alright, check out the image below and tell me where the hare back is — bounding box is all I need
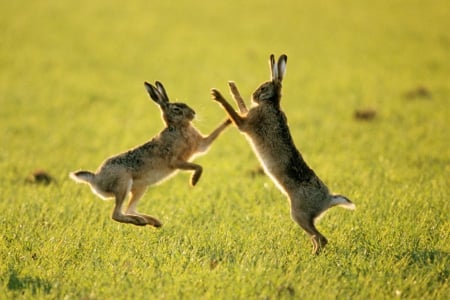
[108,125,202,164]
[95,126,204,185]
[95,157,176,192]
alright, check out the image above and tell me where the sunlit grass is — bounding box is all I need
[1,0,449,299]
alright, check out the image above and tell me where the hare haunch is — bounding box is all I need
[70,81,230,227]
[211,54,355,253]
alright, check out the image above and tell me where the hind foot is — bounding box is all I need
[139,214,163,228]
[112,213,148,226]
[311,235,328,254]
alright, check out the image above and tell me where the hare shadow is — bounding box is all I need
[7,269,52,295]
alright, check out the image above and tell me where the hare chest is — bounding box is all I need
[243,106,311,193]
[244,107,289,169]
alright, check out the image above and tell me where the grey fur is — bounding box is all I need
[70,81,230,227]
[211,54,355,253]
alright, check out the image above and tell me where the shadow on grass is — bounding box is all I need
[399,249,449,283]
[7,269,52,295]
[407,249,448,264]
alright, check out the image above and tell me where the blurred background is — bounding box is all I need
[1,1,449,298]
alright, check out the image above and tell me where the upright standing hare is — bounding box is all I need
[211,54,355,253]
[70,81,230,227]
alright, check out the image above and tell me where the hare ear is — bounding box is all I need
[269,54,278,81]
[277,54,287,82]
[144,81,166,107]
[155,81,170,103]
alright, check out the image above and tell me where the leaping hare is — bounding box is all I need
[70,81,230,227]
[211,54,355,253]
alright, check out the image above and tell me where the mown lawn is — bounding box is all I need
[0,0,448,299]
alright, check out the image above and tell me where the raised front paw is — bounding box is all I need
[211,89,225,103]
[228,81,240,96]
[190,168,203,186]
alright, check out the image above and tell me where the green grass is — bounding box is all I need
[1,0,449,299]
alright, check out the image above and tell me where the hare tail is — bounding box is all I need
[70,171,95,184]
[330,195,356,210]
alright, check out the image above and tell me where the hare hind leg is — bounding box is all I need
[111,179,147,226]
[126,185,162,228]
[291,209,328,254]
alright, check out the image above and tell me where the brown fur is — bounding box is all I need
[211,55,354,253]
[70,81,230,227]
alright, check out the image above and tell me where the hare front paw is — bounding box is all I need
[211,89,225,103]
[191,168,203,186]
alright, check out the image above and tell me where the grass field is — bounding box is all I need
[1,0,449,299]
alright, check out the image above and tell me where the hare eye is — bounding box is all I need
[172,107,182,114]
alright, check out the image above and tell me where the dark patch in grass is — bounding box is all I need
[25,169,54,185]
[7,269,52,295]
[209,258,219,270]
[413,155,450,170]
[354,108,377,121]
[397,249,449,283]
[403,86,432,100]
[408,249,448,265]
[248,166,265,177]
[278,284,295,297]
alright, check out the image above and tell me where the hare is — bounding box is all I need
[211,54,355,253]
[70,81,230,227]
